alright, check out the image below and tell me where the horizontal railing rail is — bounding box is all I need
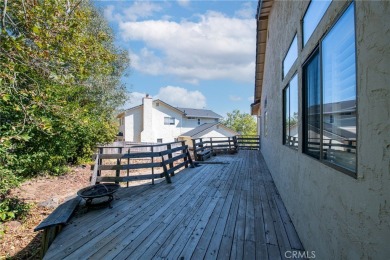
[236,135,260,150]
[91,141,194,186]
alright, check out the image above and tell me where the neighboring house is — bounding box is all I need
[252,0,389,259]
[179,122,238,148]
[117,95,232,144]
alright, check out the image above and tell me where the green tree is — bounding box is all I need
[222,110,257,136]
[0,0,129,220]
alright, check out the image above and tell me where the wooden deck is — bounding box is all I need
[44,150,304,259]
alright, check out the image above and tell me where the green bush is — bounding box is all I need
[0,0,129,222]
[0,198,31,222]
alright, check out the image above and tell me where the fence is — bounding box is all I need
[191,135,260,161]
[236,135,260,150]
[92,141,194,186]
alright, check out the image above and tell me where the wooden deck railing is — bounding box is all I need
[92,141,194,186]
[192,137,238,161]
[236,135,260,150]
[192,135,260,161]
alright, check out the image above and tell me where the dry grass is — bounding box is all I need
[0,166,91,259]
[0,158,185,259]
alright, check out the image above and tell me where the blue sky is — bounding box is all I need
[93,0,257,117]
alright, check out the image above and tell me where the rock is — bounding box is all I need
[38,197,60,209]
[7,221,22,231]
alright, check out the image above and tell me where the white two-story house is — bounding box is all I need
[117,95,237,144]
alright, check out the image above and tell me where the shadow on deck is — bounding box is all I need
[44,150,304,259]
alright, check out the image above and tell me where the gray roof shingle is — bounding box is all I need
[176,107,223,119]
[180,123,219,137]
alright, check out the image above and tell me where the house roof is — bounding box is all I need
[180,123,238,137]
[176,107,223,119]
[117,104,142,118]
[120,98,222,119]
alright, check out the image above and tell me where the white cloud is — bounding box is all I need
[156,86,206,108]
[118,9,256,83]
[104,5,122,23]
[103,1,162,23]
[177,0,190,7]
[235,2,256,19]
[129,91,146,105]
[229,95,242,102]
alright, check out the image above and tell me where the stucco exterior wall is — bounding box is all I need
[123,100,219,143]
[150,102,183,143]
[124,107,142,142]
[258,1,390,259]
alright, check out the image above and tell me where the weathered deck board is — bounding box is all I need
[44,150,304,260]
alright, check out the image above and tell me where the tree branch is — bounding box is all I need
[2,0,7,31]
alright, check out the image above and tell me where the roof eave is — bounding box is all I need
[253,0,274,115]
[250,99,261,116]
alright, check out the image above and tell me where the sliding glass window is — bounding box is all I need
[283,74,299,149]
[303,0,332,46]
[303,51,321,159]
[303,3,357,175]
[322,3,356,172]
[283,35,298,78]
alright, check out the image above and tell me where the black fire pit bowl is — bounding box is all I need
[77,183,120,208]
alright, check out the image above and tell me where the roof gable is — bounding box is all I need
[119,99,222,119]
[180,123,238,137]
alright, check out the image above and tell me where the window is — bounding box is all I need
[303,3,357,175]
[303,0,332,46]
[198,119,201,125]
[283,35,298,78]
[283,74,298,149]
[304,50,321,159]
[164,117,175,125]
[329,115,334,123]
[157,138,163,143]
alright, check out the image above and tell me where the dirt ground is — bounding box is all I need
[0,166,91,259]
[0,162,162,259]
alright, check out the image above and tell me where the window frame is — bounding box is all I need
[283,73,299,150]
[282,34,298,79]
[164,117,175,125]
[302,2,358,178]
[302,0,332,47]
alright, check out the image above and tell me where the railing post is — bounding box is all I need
[161,155,172,184]
[182,141,189,168]
[167,143,174,176]
[127,148,130,187]
[228,137,232,153]
[116,147,122,184]
[192,139,198,160]
[97,147,103,184]
[210,137,213,152]
[151,146,155,185]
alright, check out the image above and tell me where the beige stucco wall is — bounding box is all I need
[258,1,390,259]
